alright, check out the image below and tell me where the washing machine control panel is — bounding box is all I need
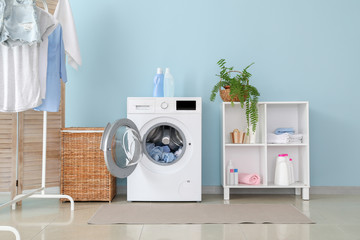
[127,98,201,114]
[156,99,200,113]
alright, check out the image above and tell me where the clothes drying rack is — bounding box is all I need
[0,1,74,239]
[0,112,74,240]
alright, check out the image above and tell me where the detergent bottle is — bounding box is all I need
[164,68,175,97]
[274,154,290,185]
[153,68,164,97]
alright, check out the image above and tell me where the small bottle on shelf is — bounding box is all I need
[229,169,235,185]
[227,160,234,185]
[233,169,239,185]
[288,158,295,184]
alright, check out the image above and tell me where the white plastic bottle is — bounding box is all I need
[233,169,239,185]
[274,154,290,185]
[227,160,234,185]
[288,158,295,184]
[229,169,235,185]
[164,68,175,97]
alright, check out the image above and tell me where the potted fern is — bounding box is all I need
[210,59,260,135]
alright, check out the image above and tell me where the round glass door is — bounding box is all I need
[143,123,186,165]
[101,119,143,178]
[112,126,142,168]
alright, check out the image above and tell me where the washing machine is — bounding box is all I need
[100,97,202,201]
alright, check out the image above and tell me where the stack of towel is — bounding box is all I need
[268,128,303,144]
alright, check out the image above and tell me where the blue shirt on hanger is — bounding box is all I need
[34,24,67,112]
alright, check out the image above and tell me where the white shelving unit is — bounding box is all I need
[221,101,310,200]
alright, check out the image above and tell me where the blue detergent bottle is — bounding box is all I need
[153,68,164,97]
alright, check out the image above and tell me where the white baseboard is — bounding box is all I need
[117,185,360,195]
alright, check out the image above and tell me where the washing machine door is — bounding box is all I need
[100,118,143,178]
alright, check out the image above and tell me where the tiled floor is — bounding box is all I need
[1,194,360,240]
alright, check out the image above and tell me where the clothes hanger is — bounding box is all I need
[40,0,49,13]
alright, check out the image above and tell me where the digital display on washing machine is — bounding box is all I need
[176,100,196,110]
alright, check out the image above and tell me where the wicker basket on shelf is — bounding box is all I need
[219,70,243,102]
[220,88,240,102]
[61,128,116,202]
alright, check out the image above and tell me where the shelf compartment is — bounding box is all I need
[267,146,309,186]
[266,103,309,145]
[224,146,266,185]
[223,103,265,144]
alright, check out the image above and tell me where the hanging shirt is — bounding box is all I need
[0,7,55,112]
[38,9,59,100]
[34,24,67,112]
[54,0,81,70]
[0,0,41,47]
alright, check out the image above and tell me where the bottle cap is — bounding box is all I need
[278,154,288,157]
[165,68,170,74]
[230,169,234,173]
[157,68,163,74]
[234,169,238,173]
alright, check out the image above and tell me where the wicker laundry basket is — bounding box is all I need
[61,128,116,202]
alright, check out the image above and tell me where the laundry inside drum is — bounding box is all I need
[145,125,185,164]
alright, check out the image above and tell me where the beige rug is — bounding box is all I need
[88,203,313,224]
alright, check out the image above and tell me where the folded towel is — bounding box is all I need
[287,135,302,144]
[268,133,303,144]
[274,128,295,135]
[238,173,261,185]
[268,133,289,144]
[289,134,303,140]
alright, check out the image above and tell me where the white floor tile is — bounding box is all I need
[1,194,360,240]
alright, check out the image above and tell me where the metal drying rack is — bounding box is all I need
[0,1,74,239]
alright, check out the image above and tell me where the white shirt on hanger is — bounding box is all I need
[0,8,55,112]
[54,0,82,70]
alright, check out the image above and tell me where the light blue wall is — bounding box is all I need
[65,0,360,186]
